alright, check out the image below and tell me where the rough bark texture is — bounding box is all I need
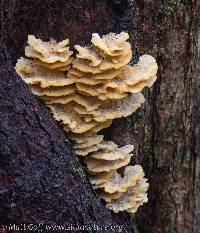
[0,0,199,233]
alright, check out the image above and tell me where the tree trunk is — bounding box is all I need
[0,1,199,233]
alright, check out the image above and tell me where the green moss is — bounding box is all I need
[155,0,184,30]
[73,167,86,178]
[162,5,175,16]
[160,0,183,16]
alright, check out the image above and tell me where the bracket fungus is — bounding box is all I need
[15,32,158,214]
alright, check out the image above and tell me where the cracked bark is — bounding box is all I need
[0,1,199,233]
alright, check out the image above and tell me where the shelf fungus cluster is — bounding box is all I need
[15,32,158,213]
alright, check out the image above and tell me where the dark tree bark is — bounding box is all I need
[0,1,199,233]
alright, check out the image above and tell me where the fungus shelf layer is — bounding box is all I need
[15,32,158,213]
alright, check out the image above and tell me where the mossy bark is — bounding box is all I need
[0,1,199,233]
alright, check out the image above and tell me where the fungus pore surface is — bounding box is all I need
[15,32,158,213]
